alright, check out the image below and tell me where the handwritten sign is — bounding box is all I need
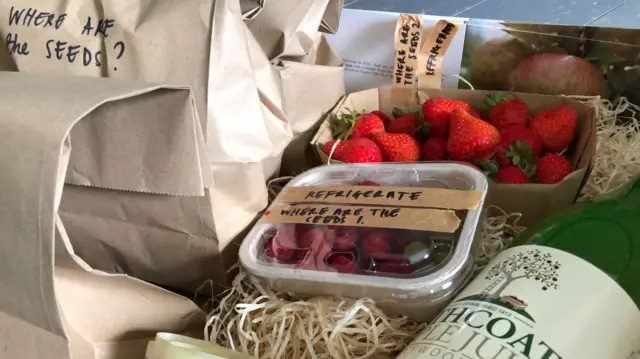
[392,14,422,88]
[6,6,127,71]
[262,204,461,232]
[418,20,459,90]
[278,185,483,210]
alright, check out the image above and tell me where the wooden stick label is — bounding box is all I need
[278,185,483,210]
[418,20,459,90]
[392,14,423,88]
[262,204,461,233]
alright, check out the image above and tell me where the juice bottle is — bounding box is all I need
[398,177,640,359]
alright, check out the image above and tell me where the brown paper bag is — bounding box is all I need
[0,0,345,292]
[240,0,342,33]
[0,72,206,359]
[310,17,595,225]
[245,0,343,59]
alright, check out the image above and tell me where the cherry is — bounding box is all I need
[376,259,413,275]
[274,247,295,261]
[361,230,392,256]
[333,232,359,251]
[327,253,357,274]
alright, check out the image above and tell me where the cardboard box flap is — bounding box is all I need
[0,72,210,196]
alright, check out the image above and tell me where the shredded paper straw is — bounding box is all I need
[207,96,640,359]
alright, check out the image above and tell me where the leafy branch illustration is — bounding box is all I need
[484,249,560,296]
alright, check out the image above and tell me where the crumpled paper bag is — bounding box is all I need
[0,0,345,292]
[0,72,207,359]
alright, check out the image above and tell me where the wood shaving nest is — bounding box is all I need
[204,206,524,359]
[571,96,640,200]
[207,96,639,359]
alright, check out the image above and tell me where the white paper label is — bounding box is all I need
[398,245,640,359]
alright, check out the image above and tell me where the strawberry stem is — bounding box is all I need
[330,108,360,140]
[392,107,421,119]
[507,140,537,178]
[484,91,507,109]
[475,159,500,177]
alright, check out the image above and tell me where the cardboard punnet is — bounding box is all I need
[0,72,206,359]
[310,17,596,225]
[0,0,345,292]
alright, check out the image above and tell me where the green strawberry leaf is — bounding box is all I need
[476,159,500,177]
[507,140,537,178]
[330,108,360,140]
[392,107,421,119]
[484,91,509,108]
[475,101,489,112]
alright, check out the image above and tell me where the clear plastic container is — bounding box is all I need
[239,163,488,321]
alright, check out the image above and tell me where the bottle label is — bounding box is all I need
[398,245,640,359]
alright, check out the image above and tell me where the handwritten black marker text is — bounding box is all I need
[6,7,127,71]
[425,22,455,76]
[395,21,420,85]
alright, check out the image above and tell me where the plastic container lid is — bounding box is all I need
[240,163,488,308]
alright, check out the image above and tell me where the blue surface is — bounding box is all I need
[346,0,639,28]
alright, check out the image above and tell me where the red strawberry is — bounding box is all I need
[495,166,530,184]
[485,93,529,130]
[529,106,578,153]
[496,125,543,175]
[388,113,422,139]
[446,109,500,162]
[358,180,380,186]
[361,230,392,256]
[373,132,421,162]
[536,154,572,184]
[351,113,386,139]
[371,110,392,128]
[421,98,480,137]
[421,137,448,161]
[327,253,358,274]
[330,110,386,140]
[327,138,382,163]
[322,139,344,158]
